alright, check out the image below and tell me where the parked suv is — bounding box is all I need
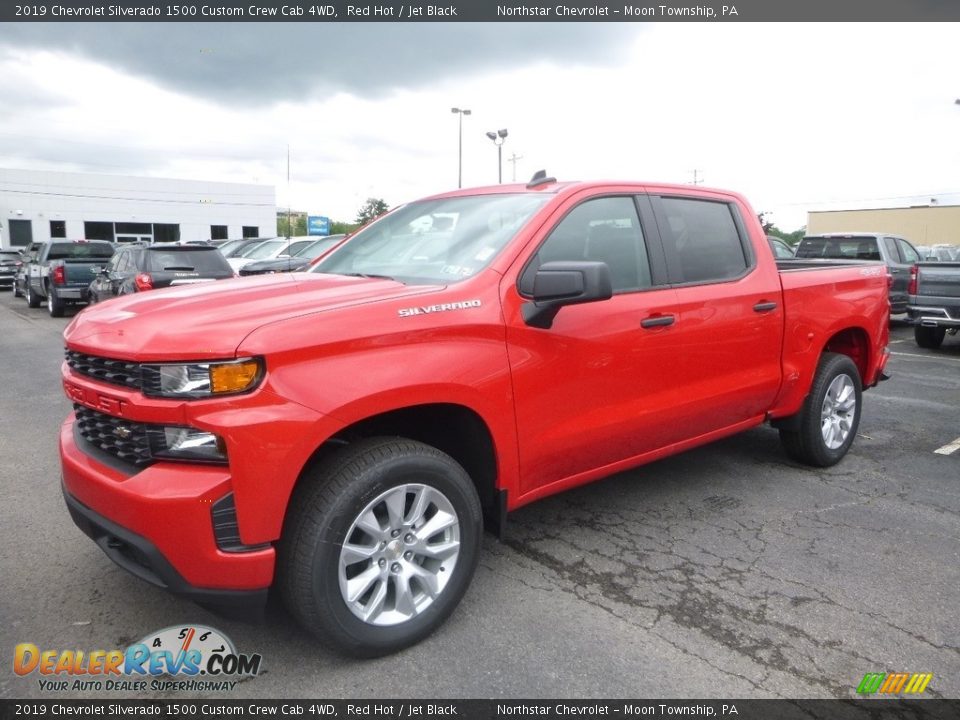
[795,232,921,313]
[88,244,234,302]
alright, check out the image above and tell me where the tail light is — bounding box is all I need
[52,266,66,285]
[134,273,154,291]
[907,264,918,295]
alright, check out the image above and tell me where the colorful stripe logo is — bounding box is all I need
[857,672,933,694]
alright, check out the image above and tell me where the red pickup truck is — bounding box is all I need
[60,178,890,656]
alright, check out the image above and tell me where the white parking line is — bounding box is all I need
[934,437,960,456]
[891,351,960,364]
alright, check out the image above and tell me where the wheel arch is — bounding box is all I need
[822,326,871,385]
[290,402,503,533]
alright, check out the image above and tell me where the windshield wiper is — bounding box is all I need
[162,266,196,271]
[340,272,397,281]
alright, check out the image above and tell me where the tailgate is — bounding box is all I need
[64,261,106,287]
[916,263,960,299]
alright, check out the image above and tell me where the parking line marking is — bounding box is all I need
[934,437,960,456]
[891,351,960,364]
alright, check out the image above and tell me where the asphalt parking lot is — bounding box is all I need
[0,296,957,700]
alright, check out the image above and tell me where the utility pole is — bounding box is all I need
[507,152,524,182]
[286,144,292,238]
[451,108,471,188]
[691,169,703,185]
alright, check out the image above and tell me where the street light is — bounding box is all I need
[485,128,508,184]
[451,107,471,188]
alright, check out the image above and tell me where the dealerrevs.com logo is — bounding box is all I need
[14,625,261,692]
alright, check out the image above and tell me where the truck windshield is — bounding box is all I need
[313,193,551,284]
[796,236,881,261]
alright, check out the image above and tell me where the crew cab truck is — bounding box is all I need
[59,179,890,657]
[22,239,115,316]
[906,260,960,348]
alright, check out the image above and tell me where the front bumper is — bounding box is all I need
[60,418,275,609]
[63,487,269,618]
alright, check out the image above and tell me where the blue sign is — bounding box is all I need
[307,216,330,236]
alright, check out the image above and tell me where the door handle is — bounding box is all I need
[640,314,675,329]
[753,301,778,313]
[889,269,901,274]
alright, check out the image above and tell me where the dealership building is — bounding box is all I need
[807,204,960,247]
[0,167,276,249]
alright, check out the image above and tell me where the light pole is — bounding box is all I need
[451,107,471,188]
[485,128,508,184]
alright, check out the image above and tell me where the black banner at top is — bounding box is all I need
[1,0,959,22]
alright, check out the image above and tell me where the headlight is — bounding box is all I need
[141,358,263,398]
[145,426,227,463]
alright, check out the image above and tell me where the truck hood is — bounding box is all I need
[64,273,439,360]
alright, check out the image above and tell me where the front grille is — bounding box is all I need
[65,349,142,391]
[73,404,152,466]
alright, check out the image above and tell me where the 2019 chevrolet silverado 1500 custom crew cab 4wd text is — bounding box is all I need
[59,178,891,656]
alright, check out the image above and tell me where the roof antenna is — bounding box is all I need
[527,170,556,189]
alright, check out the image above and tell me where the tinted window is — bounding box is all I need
[659,198,747,283]
[47,242,115,260]
[898,239,920,264]
[145,249,231,272]
[531,196,652,293]
[796,236,881,260]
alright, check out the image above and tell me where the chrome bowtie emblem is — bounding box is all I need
[113,426,132,439]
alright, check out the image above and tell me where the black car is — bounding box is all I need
[88,244,235,303]
[239,235,346,276]
[0,250,21,291]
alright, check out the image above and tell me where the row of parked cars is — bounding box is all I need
[0,234,346,316]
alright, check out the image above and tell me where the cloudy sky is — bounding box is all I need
[1,21,958,230]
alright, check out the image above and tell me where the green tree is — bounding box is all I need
[356,197,389,226]
[330,220,360,235]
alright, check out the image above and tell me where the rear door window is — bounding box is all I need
[655,197,749,283]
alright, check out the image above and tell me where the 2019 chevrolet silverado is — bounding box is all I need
[60,178,891,657]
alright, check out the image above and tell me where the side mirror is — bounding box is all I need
[521,261,613,329]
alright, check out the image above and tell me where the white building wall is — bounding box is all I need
[0,168,275,248]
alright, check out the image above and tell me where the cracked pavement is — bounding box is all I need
[1,303,957,700]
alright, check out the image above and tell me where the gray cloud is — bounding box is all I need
[1,23,637,105]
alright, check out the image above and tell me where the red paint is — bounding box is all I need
[60,181,890,593]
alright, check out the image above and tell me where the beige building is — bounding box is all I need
[806,205,960,247]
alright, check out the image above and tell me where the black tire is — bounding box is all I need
[47,286,65,317]
[278,437,482,657]
[25,282,41,308]
[779,352,862,468]
[12,280,22,298]
[914,326,945,349]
